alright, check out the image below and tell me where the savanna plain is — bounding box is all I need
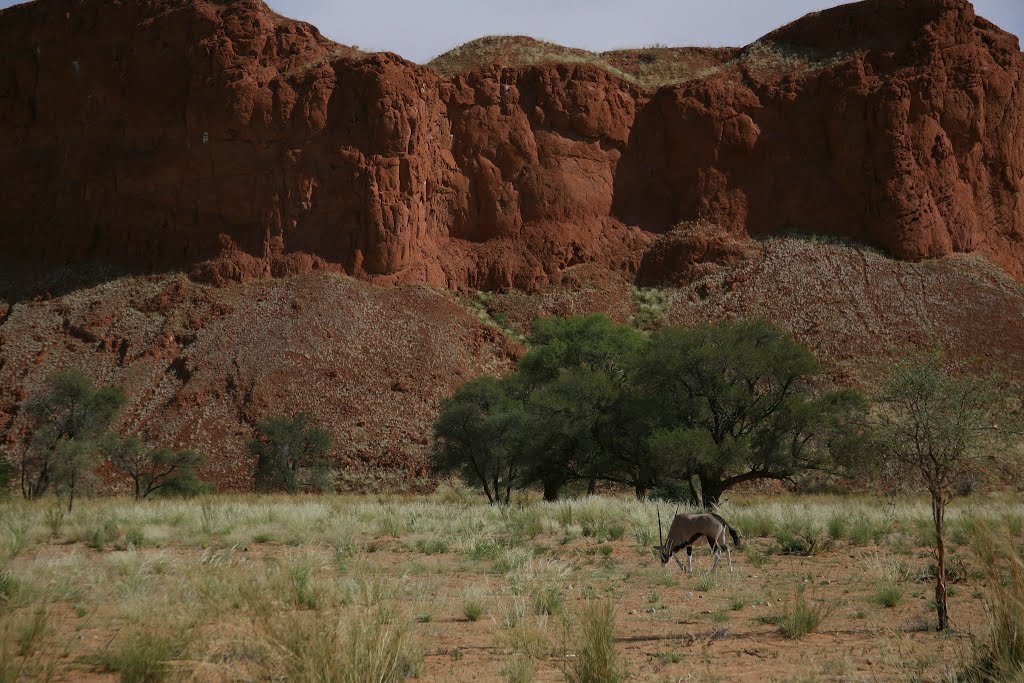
[2,491,1021,682]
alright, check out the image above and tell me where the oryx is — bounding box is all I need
[655,508,741,573]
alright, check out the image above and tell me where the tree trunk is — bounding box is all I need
[31,464,50,499]
[687,477,700,507]
[698,474,723,510]
[20,443,31,499]
[634,484,648,501]
[66,470,77,513]
[932,493,948,631]
[587,477,597,496]
[481,481,495,504]
[542,478,561,502]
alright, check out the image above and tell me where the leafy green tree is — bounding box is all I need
[515,314,647,500]
[868,353,1016,631]
[50,439,101,512]
[592,385,687,500]
[433,315,861,505]
[248,413,332,493]
[521,367,619,500]
[517,314,645,387]
[432,376,524,504]
[19,369,125,499]
[637,320,862,508]
[102,435,209,499]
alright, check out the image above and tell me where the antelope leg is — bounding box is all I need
[726,545,733,573]
[710,548,720,573]
[673,553,687,573]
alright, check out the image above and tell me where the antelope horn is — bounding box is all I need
[657,505,663,547]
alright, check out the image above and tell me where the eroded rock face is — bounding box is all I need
[1,0,1023,288]
[615,0,1024,278]
[636,221,753,286]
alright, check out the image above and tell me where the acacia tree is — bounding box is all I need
[870,353,1015,631]
[516,314,646,500]
[248,413,332,493]
[521,367,620,500]
[102,435,208,499]
[432,316,862,505]
[637,320,864,508]
[517,314,645,386]
[19,369,125,499]
[50,439,100,512]
[432,376,524,504]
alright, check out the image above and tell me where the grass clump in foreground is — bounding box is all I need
[462,592,485,621]
[564,599,622,683]
[98,630,192,683]
[874,583,903,608]
[262,607,421,682]
[762,589,829,639]
[960,521,1024,681]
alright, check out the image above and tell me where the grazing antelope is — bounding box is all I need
[655,508,741,573]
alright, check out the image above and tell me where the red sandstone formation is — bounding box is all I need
[1,0,1022,290]
[636,221,753,286]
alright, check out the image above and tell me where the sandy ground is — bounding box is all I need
[2,528,986,682]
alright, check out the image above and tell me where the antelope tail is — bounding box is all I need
[727,525,741,548]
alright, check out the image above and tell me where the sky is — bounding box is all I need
[269,0,1023,63]
[1,0,1022,63]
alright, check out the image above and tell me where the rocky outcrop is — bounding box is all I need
[636,221,753,286]
[1,0,1022,289]
[615,0,1024,280]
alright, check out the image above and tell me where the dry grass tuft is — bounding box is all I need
[960,520,1024,681]
[564,599,622,683]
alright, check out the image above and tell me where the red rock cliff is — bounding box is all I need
[1,0,1022,288]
